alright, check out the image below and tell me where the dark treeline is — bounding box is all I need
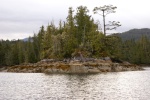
[120,35,150,64]
[0,6,150,66]
[117,28,150,41]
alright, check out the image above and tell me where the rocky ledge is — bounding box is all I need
[5,58,142,73]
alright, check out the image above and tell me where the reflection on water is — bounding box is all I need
[0,68,150,100]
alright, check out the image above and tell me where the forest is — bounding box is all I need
[0,6,150,66]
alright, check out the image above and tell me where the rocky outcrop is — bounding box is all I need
[5,58,142,73]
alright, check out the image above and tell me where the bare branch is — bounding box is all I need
[106,21,121,30]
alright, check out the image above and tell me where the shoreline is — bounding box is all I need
[1,58,143,73]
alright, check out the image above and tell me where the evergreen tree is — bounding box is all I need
[38,26,45,59]
[75,6,91,44]
[33,34,40,61]
[18,40,25,64]
[41,25,52,59]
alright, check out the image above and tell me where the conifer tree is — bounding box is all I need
[41,25,52,59]
[93,5,121,35]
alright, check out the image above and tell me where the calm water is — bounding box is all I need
[0,68,150,100]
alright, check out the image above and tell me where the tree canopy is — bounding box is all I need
[1,5,149,66]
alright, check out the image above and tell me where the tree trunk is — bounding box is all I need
[102,10,106,36]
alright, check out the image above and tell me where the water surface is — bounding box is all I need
[0,68,150,100]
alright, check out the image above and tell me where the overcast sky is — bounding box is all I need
[0,0,150,40]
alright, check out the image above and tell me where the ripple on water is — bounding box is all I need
[0,69,150,100]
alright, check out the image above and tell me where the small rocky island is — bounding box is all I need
[3,57,142,73]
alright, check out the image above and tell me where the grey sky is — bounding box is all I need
[0,0,150,40]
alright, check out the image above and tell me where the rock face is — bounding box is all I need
[5,58,142,73]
